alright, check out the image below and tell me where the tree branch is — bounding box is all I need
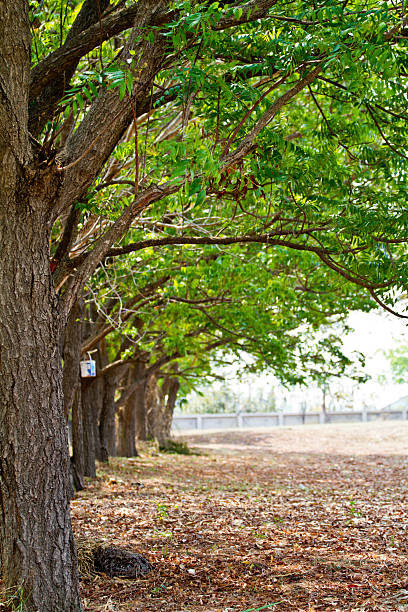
[30,4,142,103]
[221,62,323,166]
[54,0,169,219]
[29,0,111,135]
[211,0,279,31]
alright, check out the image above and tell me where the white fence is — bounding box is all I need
[172,407,408,432]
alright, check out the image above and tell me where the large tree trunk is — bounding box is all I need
[146,373,180,448]
[99,371,119,460]
[117,365,145,457]
[134,379,148,442]
[0,2,81,604]
[81,378,98,478]
[0,209,81,609]
[63,300,83,421]
[63,300,86,489]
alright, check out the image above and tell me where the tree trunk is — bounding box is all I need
[0,208,81,609]
[146,374,179,448]
[163,376,180,443]
[71,385,86,484]
[81,378,99,477]
[134,379,148,442]
[117,365,144,457]
[80,337,106,475]
[63,299,86,489]
[117,388,139,457]
[63,300,83,421]
[146,374,163,441]
[93,366,105,463]
[99,372,119,460]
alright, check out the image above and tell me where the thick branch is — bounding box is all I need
[221,62,323,166]
[0,0,31,169]
[81,275,170,353]
[55,0,169,219]
[30,4,141,102]
[51,204,81,275]
[29,0,111,135]
[105,233,331,257]
[212,0,279,30]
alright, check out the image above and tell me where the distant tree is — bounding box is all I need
[384,345,408,385]
[182,382,278,413]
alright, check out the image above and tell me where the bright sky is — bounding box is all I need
[338,309,408,408]
[227,310,408,412]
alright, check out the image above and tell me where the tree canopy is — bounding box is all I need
[1,1,408,610]
[26,0,408,315]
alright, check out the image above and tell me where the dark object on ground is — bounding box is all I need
[93,545,151,578]
[76,537,151,579]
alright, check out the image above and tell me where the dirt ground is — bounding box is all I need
[73,421,408,611]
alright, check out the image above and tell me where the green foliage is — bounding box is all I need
[84,235,373,408]
[0,584,28,612]
[38,0,408,388]
[156,502,169,520]
[159,439,193,454]
[181,384,277,414]
[384,345,408,384]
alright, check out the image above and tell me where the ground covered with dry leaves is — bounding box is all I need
[73,421,408,611]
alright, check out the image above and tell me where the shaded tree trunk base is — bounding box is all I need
[70,457,85,492]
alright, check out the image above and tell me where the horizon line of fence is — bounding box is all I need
[172,407,408,432]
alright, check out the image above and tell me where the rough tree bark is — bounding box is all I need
[99,371,120,460]
[64,299,86,486]
[117,363,147,456]
[0,209,81,611]
[0,2,81,609]
[146,372,180,448]
[63,300,83,420]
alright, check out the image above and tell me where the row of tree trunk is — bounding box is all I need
[63,299,180,487]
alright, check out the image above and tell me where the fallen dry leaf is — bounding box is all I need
[71,421,408,611]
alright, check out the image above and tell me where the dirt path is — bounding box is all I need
[73,422,408,611]
[179,420,408,456]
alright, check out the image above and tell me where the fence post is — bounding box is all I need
[362,406,368,422]
[278,412,284,427]
[197,415,202,430]
[237,412,243,428]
